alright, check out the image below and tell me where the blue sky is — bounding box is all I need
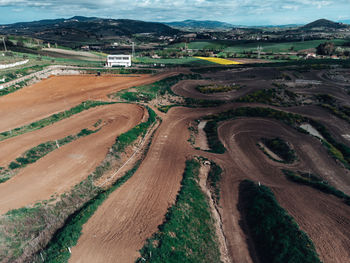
[0,0,349,25]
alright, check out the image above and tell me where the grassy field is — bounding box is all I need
[224,39,347,53]
[170,39,347,54]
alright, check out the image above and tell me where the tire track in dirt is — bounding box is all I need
[0,103,145,215]
[69,106,234,263]
[0,72,174,132]
[217,118,350,263]
[0,104,130,168]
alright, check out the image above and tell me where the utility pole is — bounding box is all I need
[257,46,262,59]
[2,37,7,52]
[132,42,135,58]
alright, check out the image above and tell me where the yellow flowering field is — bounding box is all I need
[195,57,242,65]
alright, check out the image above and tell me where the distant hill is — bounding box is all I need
[165,20,234,30]
[340,20,350,25]
[301,19,349,30]
[0,16,179,46]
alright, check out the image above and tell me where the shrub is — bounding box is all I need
[238,180,321,263]
[261,137,296,163]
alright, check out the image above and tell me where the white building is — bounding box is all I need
[106,55,131,67]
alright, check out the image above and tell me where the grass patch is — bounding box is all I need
[137,159,221,263]
[196,84,240,94]
[238,180,321,263]
[113,106,156,153]
[0,100,114,142]
[261,137,296,163]
[282,169,350,206]
[236,88,300,107]
[207,161,222,204]
[112,74,201,103]
[203,121,226,154]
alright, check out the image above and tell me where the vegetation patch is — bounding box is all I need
[261,137,296,163]
[137,159,221,263]
[0,100,114,142]
[207,161,222,204]
[238,180,321,263]
[236,88,300,107]
[196,84,240,94]
[111,74,201,103]
[203,120,226,154]
[282,169,350,206]
[316,94,350,124]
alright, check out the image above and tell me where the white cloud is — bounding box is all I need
[0,0,349,24]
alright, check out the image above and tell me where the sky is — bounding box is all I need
[0,0,350,25]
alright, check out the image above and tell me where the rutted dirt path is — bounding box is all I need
[0,103,145,214]
[69,106,234,263]
[217,118,350,263]
[0,72,174,132]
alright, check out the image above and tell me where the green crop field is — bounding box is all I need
[224,39,347,53]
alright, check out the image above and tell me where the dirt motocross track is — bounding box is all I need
[3,66,350,263]
[69,67,350,263]
[0,103,145,214]
[0,73,173,132]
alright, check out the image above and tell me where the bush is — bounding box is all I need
[238,180,321,263]
[262,137,296,163]
[203,121,226,154]
[207,162,222,203]
[9,162,21,170]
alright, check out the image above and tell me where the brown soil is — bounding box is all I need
[217,118,350,263]
[0,103,145,214]
[69,106,230,263]
[0,72,172,132]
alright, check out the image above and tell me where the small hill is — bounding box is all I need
[165,20,233,30]
[301,19,349,30]
[0,16,179,47]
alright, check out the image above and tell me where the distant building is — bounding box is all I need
[306,53,317,59]
[106,55,132,67]
[81,45,90,51]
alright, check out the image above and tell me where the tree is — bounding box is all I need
[316,42,335,56]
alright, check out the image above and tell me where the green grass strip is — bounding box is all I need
[137,159,221,263]
[239,180,321,263]
[0,100,114,142]
[282,169,350,206]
